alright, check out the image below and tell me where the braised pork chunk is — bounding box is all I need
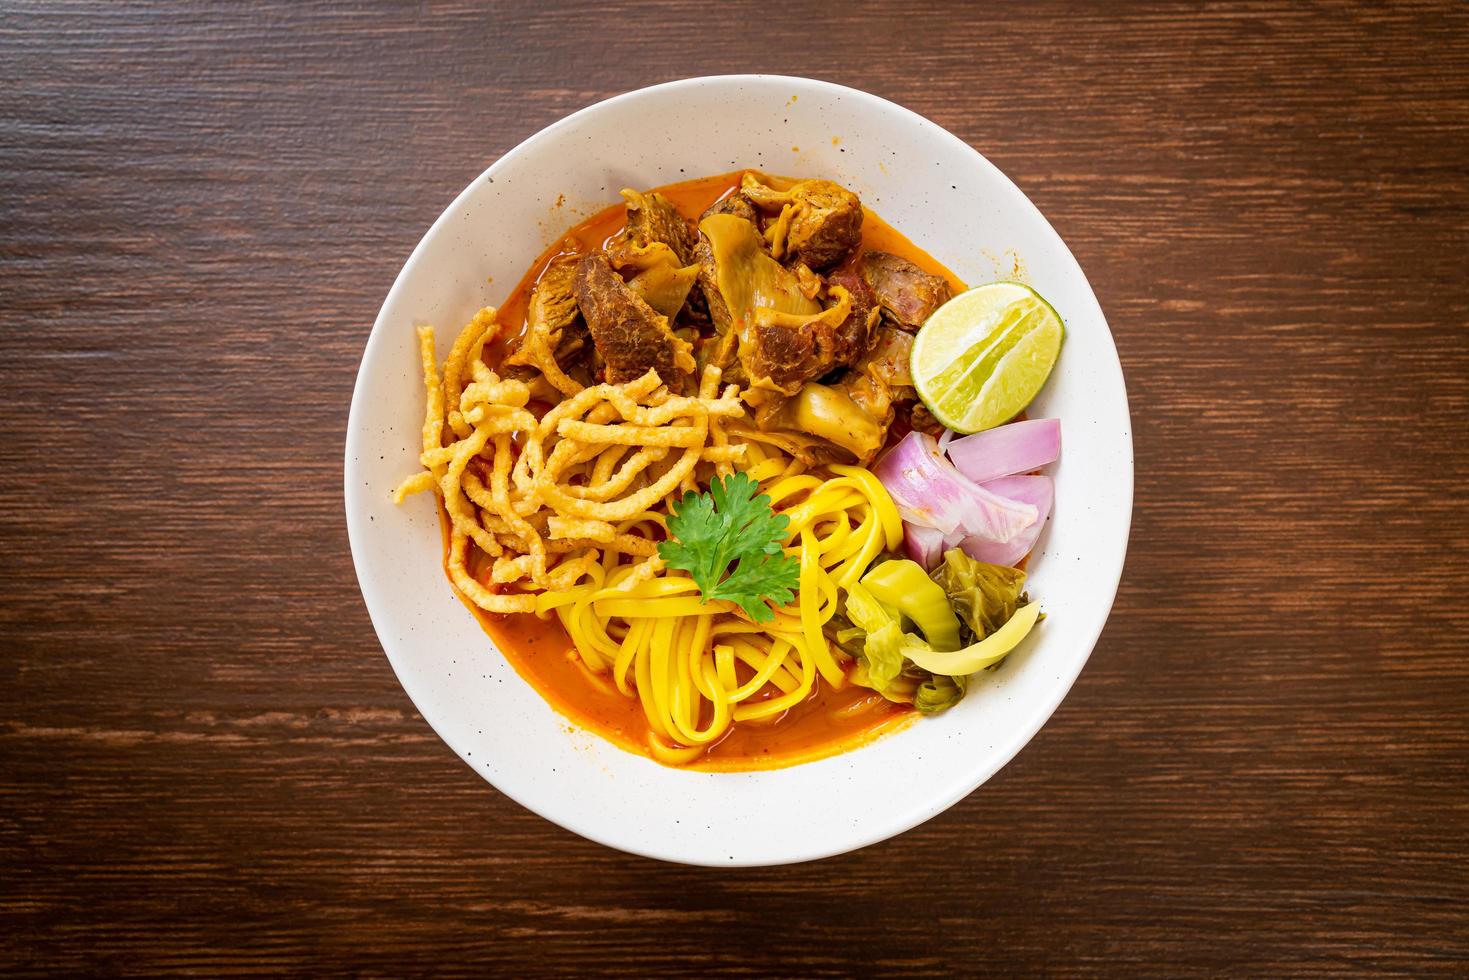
[859,251,953,331]
[573,253,695,388]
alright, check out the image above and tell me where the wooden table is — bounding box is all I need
[4,2,1466,974]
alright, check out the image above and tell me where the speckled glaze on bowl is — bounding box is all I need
[345,75,1132,866]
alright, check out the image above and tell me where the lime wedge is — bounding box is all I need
[909,282,1064,433]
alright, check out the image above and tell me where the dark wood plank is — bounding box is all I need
[2,0,1466,975]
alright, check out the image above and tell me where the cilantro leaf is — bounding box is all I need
[657,472,800,623]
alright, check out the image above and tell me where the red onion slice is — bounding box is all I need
[903,523,946,569]
[962,481,1040,542]
[874,431,1038,540]
[959,475,1054,567]
[947,418,1061,486]
[982,474,1054,513]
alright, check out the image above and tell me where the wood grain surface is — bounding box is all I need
[3,0,1467,975]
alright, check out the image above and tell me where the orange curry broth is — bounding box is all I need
[448,171,967,771]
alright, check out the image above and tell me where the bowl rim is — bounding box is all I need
[344,73,1133,865]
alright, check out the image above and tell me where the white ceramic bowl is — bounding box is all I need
[345,75,1132,866]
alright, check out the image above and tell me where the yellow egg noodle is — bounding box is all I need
[394,308,904,763]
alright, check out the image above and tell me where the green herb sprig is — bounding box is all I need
[657,473,800,623]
